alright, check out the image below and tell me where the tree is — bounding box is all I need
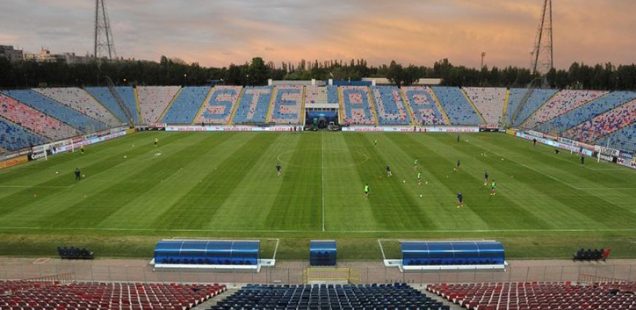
[247,57,269,85]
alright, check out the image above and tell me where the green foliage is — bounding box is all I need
[1,54,634,89]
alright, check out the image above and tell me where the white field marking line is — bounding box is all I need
[518,162,633,190]
[0,185,72,188]
[4,227,636,233]
[516,162,582,190]
[271,238,280,260]
[321,133,325,232]
[377,239,387,261]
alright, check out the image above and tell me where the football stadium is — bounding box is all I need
[1,0,636,309]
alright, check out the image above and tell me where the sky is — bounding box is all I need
[0,0,634,69]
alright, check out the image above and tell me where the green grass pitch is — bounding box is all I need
[1,131,635,260]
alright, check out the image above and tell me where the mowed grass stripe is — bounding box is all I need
[0,132,140,186]
[97,133,241,229]
[323,132,377,231]
[489,134,633,193]
[466,134,636,227]
[209,133,302,230]
[345,133,436,230]
[447,136,601,229]
[426,134,592,228]
[152,133,280,229]
[32,133,211,228]
[413,134,550,229]
[0,134,148,200]
[265,133,321,230]
[461,136,625,227]
[381,134,491,230]
[0,133,183,221]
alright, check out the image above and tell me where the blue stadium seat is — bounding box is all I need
[209,283,449,310]
[2,90,108,133]
[0,118,47,151]
[341,86,375,125]
[536,91,636,134]
[271,85,303,124]
[596,124,636,153]
[403,87,446,126]
[431,87,481,125]
[507,88,557,127]
[371,86,411,125]
[232,86,272,124]
[84,87,139,124]
[327,86,339,103]
[163,86,210,124]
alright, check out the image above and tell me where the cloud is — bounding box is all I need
[0,0,634,68]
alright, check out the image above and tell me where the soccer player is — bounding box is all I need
[386,165,392,177]
[413,158,419,170]
[154,137,159,147]
[80,146,85,154]
[580,155,585,165]
[456,192,463,208]
[417,171,422,185]
[454,159,461,171]
[74,168,81,181]
[364,184,369,198]
[533,138,537,147]
[484,170,489,186]
[276,163,282,176]
[490,180,497,196]
[457,135,460,143]
[373,139,378,146]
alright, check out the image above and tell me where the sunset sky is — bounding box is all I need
[0,0,634,68]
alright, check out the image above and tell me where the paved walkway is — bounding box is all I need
[1,257,635,284]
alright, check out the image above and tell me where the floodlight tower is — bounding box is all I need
[530,0,553,80]
[94,0,116,60]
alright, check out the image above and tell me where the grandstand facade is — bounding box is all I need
[1,85,636,155]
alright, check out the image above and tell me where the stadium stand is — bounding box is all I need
[305,86,328,104]
[427,282,636,310]
[270,85,303,124]
[1,93,79,140]
[508,88,558,127]
[232,86,272,124]
[431,86,481,125]
[111,86,141,124]
[34,87,122,128]
[462,87,506,126]
[196,86,242,125]
[371,86,411,125]
[1,90,108,133]
[341,86,375,125]
[535,91,636,135]
[563,99,636,144]
[0,117,47,151]
[137,86,181,124]
[596,123,636,153]
[83,87,129,124]
[0,281,225,310]
[211,283,449,310]
[523,90,608,129]
[163,86,211,124]
[402,86,447,125]
[327,86,338,103]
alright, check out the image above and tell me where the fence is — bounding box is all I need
[1,259,634,285]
